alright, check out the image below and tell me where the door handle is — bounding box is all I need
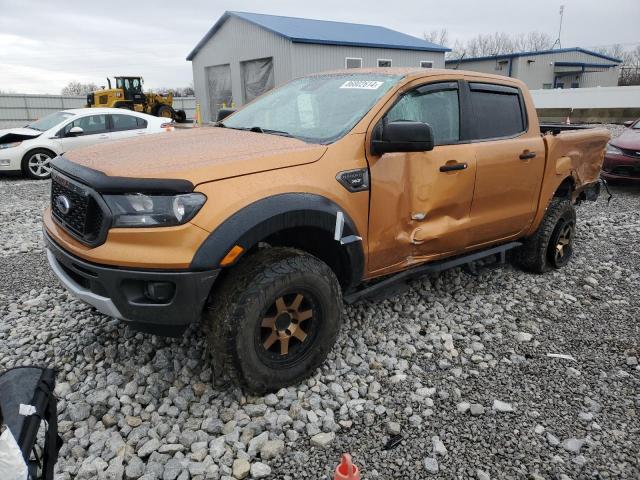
[519,150,536,160]
[439,162,468,172]
[99,134,109,139]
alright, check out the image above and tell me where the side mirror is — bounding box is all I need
[623,120,634,128]
[67,126,84,137]
[371,120,434,155]
[217,108,236,121]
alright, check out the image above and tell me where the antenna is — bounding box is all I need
[552,5,565,49]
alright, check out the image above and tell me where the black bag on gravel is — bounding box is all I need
[0,367,61,480]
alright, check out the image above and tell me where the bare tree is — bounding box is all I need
[594,44,626,62]
[149,86,195,97]
[599,44,640,86]
[513,32,553,52]
[447,31,553,60]
[424,28,448,47]
[61,81,98,96]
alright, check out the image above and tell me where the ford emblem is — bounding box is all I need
[55,195,71,214]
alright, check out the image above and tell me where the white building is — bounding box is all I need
[445,47,621,90]
[187,11,449,121]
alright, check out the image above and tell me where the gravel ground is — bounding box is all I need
[1,126,639,480]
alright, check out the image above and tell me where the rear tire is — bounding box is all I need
[205,247,343,393]
[175,110,187,123]
[515,197,576,273]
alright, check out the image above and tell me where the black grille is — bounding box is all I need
[51,172,108,245]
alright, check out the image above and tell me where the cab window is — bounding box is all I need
[468,83,526,139]
[386,82,460,145]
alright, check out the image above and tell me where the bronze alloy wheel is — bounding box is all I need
[208,247,342,392]
[548,218,575,268]
[256,291,319,367]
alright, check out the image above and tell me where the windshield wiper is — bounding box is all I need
[218,125,294,138]
[249,126,293,138]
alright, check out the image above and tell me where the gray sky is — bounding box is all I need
[1,0,638,94]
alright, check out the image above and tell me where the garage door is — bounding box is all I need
[241,57,275,103]
[206,64,233,121]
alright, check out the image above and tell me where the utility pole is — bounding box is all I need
[552,5,565,49]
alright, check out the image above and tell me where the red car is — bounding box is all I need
[602,119,640,182]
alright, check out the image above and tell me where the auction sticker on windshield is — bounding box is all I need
[340,80,384,89]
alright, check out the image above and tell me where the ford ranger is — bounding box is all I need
[43,68,609,392]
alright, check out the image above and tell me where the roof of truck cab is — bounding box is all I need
[303,67,528,84]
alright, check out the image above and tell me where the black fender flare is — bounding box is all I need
[190,193,365,290]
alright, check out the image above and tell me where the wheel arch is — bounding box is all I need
[553,175,576,199]
[190,193,365,291]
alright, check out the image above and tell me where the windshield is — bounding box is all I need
[223,73,402,144]
[27,111,75,132]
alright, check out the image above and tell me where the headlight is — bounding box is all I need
[0,141,22,149]
[606,143,622,155]
[103,193,206,227]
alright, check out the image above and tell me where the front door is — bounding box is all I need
[465,81,545,245]
[56,114,111,153]
[367,80,477,273]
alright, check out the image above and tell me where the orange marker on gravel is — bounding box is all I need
[335,453,360,480]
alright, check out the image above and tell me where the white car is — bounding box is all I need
[0,108,175,180]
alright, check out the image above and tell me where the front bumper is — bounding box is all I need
[602,153,640,181]
[45,231,219,335]
[0,149,22,172]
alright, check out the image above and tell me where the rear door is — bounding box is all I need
[109,113,148,141]
[465,81,545,245]
[367,80,478,272]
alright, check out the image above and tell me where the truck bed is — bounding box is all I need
[539,123,598,135]
[542,126,610,190]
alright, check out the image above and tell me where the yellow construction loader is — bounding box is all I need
[86,76,186,122]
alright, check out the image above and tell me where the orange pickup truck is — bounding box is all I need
[43,68,609,391]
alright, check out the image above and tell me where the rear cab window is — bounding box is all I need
[467,82,527,140]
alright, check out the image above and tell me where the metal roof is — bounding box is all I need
[444,47,622,65]
[187,11,450,60]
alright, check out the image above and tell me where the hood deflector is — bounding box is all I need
[52,157,194,194]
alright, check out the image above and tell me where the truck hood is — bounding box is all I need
[64,127,327,185]
[0,127,42,143]
[611,127,640,150]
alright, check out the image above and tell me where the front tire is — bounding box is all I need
[21,148,55,179]
[206,247,343,393]
[515,197,576,273]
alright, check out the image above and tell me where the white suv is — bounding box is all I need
[0,108,174,179]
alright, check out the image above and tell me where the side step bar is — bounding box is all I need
[344,241,521,304]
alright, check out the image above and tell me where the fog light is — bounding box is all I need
[0,159,11,166]
[144,281,175,302]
